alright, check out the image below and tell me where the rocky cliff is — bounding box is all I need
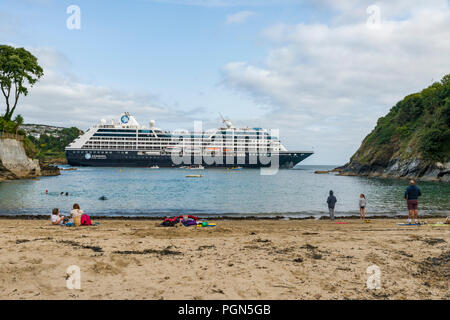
[340,158,450,182]
[340,74,450,182]
[0,158,18,180]
[0,138,59,182]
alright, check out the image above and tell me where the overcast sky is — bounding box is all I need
[1,0,450,165]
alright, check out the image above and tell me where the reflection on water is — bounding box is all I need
[0,165,449,218]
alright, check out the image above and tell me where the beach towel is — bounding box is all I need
[196,222,216,227]
[182,219,197,226]
[81,214,92,226]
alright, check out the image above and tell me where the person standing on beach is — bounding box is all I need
[327,190,337,220]
[359,194,366,221]
[405,180,421,224]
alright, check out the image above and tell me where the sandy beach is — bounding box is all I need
[0,217,448,300]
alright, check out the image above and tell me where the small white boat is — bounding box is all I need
[186,174,203,178]
[150,165,159,169]
[189,165,204,170]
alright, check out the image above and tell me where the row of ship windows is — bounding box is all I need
[73,150,125,154]
[96,130,269,136]
[75,152,276,157]
[90,137,276,142]
[81,146,272,149]
[93,136,276,140]
[79,147,275,152]
[94,134,270,137]
[87,139,278,145]
[88,141,274,144]
[73,149,277,156]
[83,146,274,150]
[85,143,273,146]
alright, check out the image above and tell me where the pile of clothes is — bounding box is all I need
[160,215,198,227]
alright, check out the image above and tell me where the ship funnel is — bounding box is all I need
[149,120,155,128]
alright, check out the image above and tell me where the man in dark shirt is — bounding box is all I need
[404,180,422,224]
[327,190,337,220]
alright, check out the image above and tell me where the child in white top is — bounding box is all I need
[359,194,366,221]
[51,208,64,225]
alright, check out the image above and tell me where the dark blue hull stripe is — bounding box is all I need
[66,151,313,168]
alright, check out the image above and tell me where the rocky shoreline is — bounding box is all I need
[338,158,450,182]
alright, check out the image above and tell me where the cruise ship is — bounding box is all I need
[65,113,313,168]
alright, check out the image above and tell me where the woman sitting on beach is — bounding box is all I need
[359,194,366,221]
[51,208,65,225]
[69,203,84,226]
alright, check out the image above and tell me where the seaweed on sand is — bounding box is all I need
[415,250,450,285]
[113,247,182,256]
[15,239,30,244]
[301,244,318,251]
[422,238,446,246]
[56,240,103,253]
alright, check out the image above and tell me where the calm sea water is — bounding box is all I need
[0,165,449,218]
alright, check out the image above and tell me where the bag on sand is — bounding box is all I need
[81,214,92,226]
[74,215,82,227]
[161,217,180,227]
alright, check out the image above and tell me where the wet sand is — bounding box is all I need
[0,218,448,300]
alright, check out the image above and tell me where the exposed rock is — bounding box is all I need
[339,158,450,182]
[314,167,344,174]
[0,138,59,181]
[0,159,18,181]
[40,156,67,166]
[40,164,61,177]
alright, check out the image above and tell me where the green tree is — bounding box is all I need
[0,45,43,120]
[419,127,448,161]
[14,114,24,134]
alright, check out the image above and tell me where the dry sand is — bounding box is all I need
[0,218,448,300]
